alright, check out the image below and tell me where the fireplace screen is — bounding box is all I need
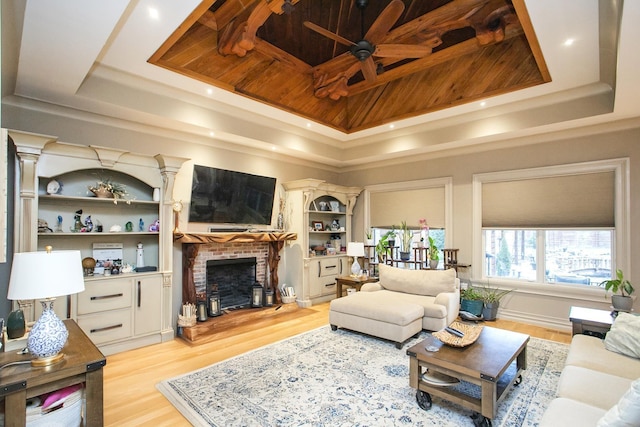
[206,257,257,310]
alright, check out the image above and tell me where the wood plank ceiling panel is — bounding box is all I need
[149,0,550,133]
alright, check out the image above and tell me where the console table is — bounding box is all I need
[0,320,106,426]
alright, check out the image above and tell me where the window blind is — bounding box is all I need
[370,187,445,229]
[482,171,615,228]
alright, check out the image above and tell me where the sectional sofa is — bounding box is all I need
[540,312,640,426]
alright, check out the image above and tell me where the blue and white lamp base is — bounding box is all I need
[28,299,68,366]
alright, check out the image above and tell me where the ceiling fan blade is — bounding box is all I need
[360,56,377,83]
[364,0,405,43]
[374,44,432,58]
[303,21,355,47]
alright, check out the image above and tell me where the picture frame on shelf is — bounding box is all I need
[312,221,324,231]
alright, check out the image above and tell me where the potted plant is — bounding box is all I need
[460,287,484,316]
[399,221,413,261]
[479,285,512,321]
[600,269,635,312]
[428,236,439,269]
[365,229,374,246]
[88,177,131,204]
[375,230,396,264]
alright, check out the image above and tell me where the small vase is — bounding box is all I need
[429,259,439,269]
[7,308,26,339]
[400,251,411,261]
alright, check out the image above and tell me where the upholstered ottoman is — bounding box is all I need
[329,292,423,348]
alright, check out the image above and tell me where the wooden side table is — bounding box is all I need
[569,306,615,337]
[0,319,106,426]
[335,276,378,298]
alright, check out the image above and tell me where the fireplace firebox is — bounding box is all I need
[206,257,257,310]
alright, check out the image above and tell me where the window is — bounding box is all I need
[483,229,612,287]
[364,178,452,272]
[474,159,629,290]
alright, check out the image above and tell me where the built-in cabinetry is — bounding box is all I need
[10,131,186,355]
[282,179,362,307]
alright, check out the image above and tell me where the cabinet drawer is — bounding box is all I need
[77,309,132,345]
[77,278,133,315]
[318,258,342,277]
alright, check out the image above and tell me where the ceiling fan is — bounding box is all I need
[303,0,432,83]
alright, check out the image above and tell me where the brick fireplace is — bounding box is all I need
[176,231,297,305]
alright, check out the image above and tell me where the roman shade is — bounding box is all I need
[370,187,445,229]
[482,171,615,228]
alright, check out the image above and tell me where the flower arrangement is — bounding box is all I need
[88,177,131,204]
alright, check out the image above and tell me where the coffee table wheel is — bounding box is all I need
[514,374,523,386]
[471,412,492,427]
[330,325,337,331]
[416,390,432,411]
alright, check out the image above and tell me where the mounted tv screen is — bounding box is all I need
[188,165,277,226]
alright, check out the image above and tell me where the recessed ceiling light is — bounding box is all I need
[480,101,487,107]
[209,131,215,137]
[206,88,213,95]
[271,146,277,151]
[563,38,575,47]
[148,7,160,20]
[306,122,312,128]
[389,124,395,129]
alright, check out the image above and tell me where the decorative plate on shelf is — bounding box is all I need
[432,321,484,348]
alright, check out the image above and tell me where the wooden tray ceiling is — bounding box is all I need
[149,0,550,134]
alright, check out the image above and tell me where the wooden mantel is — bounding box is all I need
[173,231,297,244]
[175,232,297,305]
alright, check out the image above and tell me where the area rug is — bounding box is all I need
[157,327,568,426]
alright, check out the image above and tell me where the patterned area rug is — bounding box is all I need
[157,326,568,426]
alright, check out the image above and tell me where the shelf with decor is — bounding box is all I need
[11,133,186,356]
[282,179,362,307]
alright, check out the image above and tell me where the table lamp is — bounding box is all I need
[347,242,365,277]
[7,246,85,366]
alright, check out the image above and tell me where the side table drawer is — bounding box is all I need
[77,309,133,344]
[78,278,133,315]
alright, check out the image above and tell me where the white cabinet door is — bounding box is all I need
[309,257,345,298]
[134,275,162,336]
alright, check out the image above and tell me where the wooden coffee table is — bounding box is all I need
[407,326,529,426]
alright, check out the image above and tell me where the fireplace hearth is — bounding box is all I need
[207,257,257,310]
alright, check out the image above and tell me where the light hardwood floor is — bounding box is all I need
[103,302,571,426]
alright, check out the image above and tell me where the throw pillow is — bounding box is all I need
[378,264,456,296]
[597,378,640,427]
[604,312,640,359]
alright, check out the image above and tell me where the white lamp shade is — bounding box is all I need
[8,250,85,300]
[346,242,365,257]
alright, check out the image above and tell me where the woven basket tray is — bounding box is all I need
[432,321,484,347]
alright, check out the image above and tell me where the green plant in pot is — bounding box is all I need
[479,285,512,321]
[365,228,374,246]
[460,287,484,317]
[399,221,413,261]
[600,269,635,312]
[428,236,439,269]
[375,230,396,264]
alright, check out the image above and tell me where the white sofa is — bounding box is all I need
[540,312,640,427]
[329,264,460,348]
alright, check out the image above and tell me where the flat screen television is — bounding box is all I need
[188,165,277,227]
